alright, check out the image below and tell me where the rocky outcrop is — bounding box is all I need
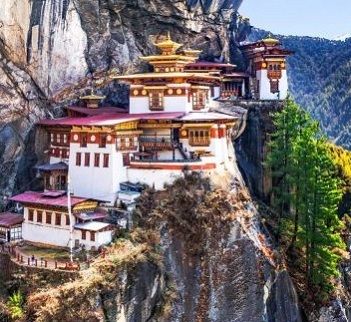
[24,240,164,322]
[232,100,284,201]
[133,170,303,322]
[161,213,302,322]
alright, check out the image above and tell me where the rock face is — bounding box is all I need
[161,208,302,322]
[231,100,284,201]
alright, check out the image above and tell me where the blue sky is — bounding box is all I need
[240,0,351,39]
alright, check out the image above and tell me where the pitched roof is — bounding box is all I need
[0,212,24,228]
[34,162,68,172]
[66,106,127,116]
[74,211,107,221]
[9,191,93,208]
[186,61,236,69]
[38,112,185,127]
[74,221,113,232]
[179,112,238,121]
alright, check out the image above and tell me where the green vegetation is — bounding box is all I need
[328,144,351,217]
[283,36,351,150]
[267,98,347,295]
[7,291,24,320]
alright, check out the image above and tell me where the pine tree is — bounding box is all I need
[267,98,305,240]
[267,98,346,294]
[296,139,345,291]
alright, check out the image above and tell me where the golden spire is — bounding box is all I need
[262,33,279,45]
[80,88,105,100]
[80,88,105,108]
[153,33,183,55]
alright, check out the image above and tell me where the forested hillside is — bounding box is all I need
[247,29,351,150]
[283,37,351,149]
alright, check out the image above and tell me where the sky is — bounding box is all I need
[240,0,351,40]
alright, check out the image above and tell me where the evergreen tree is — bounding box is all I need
[267,98,346,294]
[267,98,305,240]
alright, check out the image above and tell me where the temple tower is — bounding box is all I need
[241,36,293,100]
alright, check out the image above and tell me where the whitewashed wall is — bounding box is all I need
[68,143,128,204]
[129,95,192,114]
[257,70,288,100]
[22,208,71,247]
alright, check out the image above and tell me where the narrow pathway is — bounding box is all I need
[0,244,81,271]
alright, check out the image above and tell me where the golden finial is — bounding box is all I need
[167,31,171,41]
[262,32,279,45]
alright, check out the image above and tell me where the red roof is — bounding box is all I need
[0,212,24,228]
[38,112,185,127]
[9,191,93,208]
[66,106,127,116]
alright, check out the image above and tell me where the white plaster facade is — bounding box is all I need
[68,142,128,204]
[22,207,113,250]
[256,69,288,100]
[129,95,193,114]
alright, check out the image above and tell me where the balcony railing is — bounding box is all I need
[139,136,174,150]
[139,136,172,144]
[188,137,210,146]
[131,157,200,163]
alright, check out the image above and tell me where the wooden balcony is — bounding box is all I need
[118,144,138,151]
[188,137,210,147]
[267,70,282,79]
[139,136,174,150]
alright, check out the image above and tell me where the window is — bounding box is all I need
[268,64,282,79]
[76,152,81,166]
[90,231,95,242]
[82,230,86,240]
[28,209,34,221]
[10,226,22,240]
[66,215,70,226]
[81,133,88,147]
[50,133,54,142]
[94,153,100,167]
[46,212,52,224]
[149,90,164,110]
[62,149,69,159]
[189,129,210,146]
[270,80,279,94]
[56,133,61,143]
[63,134,68,144]
[84,153,90,167]
[100,134,107,148]
[192,90,206,110]
[55,213,61,226]
[37,211,42,223]
[103,154,110,168]
[123,153,130,166]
